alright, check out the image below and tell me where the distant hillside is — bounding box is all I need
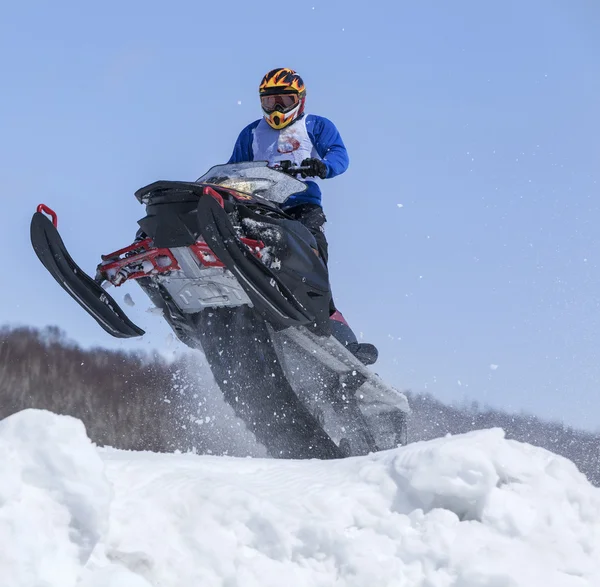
[0,325,235,455]
[1,325,598,484]
[407,392,600,486]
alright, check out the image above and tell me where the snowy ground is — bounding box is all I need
[2,410,600,587]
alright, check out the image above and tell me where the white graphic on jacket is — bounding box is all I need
[252,118,319,168]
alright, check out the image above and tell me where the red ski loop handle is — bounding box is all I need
[37,204,58,228]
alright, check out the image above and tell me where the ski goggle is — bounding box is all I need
[260,93,299,113]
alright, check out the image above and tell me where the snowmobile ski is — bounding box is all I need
[30,209,145,339]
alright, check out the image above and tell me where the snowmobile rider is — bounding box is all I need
[228,67,378,365]
[228,67,348,263]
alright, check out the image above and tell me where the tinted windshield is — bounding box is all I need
[196,161,306,204]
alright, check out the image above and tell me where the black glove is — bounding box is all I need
[300,158,328,179]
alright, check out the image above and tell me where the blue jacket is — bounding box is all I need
[228,114,349,208]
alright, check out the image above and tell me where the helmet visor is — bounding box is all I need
[260,93,299,113]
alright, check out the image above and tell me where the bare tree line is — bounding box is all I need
[1,325,598,484]
[0,325,210,452]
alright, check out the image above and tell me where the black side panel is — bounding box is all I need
[136,182,208,248]
[138,203,199,249]
[30,212,144,339]
[237,206,332,333]
[137,192,202,249]
[196,195,316,329]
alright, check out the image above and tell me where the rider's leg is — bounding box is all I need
[286,204,329,262]
[285,204,379,365]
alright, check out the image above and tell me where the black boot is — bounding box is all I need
[329,311,379,366]
[346,342,379,366]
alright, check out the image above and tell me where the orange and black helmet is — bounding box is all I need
[259,67,306,130]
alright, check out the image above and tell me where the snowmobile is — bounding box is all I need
[30,161,409,459]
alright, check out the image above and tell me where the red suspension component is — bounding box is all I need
[99,236,265,285]
[100,238,153,262]
[99,238,180,285]
[189,237,264,267]
[239,237,265,259]
[203,185,224,207]
[189,241,223,267]
[202,184,254,204]
[37,204,58,228]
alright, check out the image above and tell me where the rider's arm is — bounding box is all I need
[306,115,350,179]
[228,121,260,163]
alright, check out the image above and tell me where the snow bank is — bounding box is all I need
[0,409,110,587]
[2,410,600,586]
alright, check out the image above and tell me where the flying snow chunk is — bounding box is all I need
[490,364,499,370]
[123,293,135,307]
[397,203,404,208]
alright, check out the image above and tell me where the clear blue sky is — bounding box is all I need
[1,1,599,429]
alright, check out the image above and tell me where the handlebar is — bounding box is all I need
[270,161,311,177]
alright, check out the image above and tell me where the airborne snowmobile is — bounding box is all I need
[30,161,409,459]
